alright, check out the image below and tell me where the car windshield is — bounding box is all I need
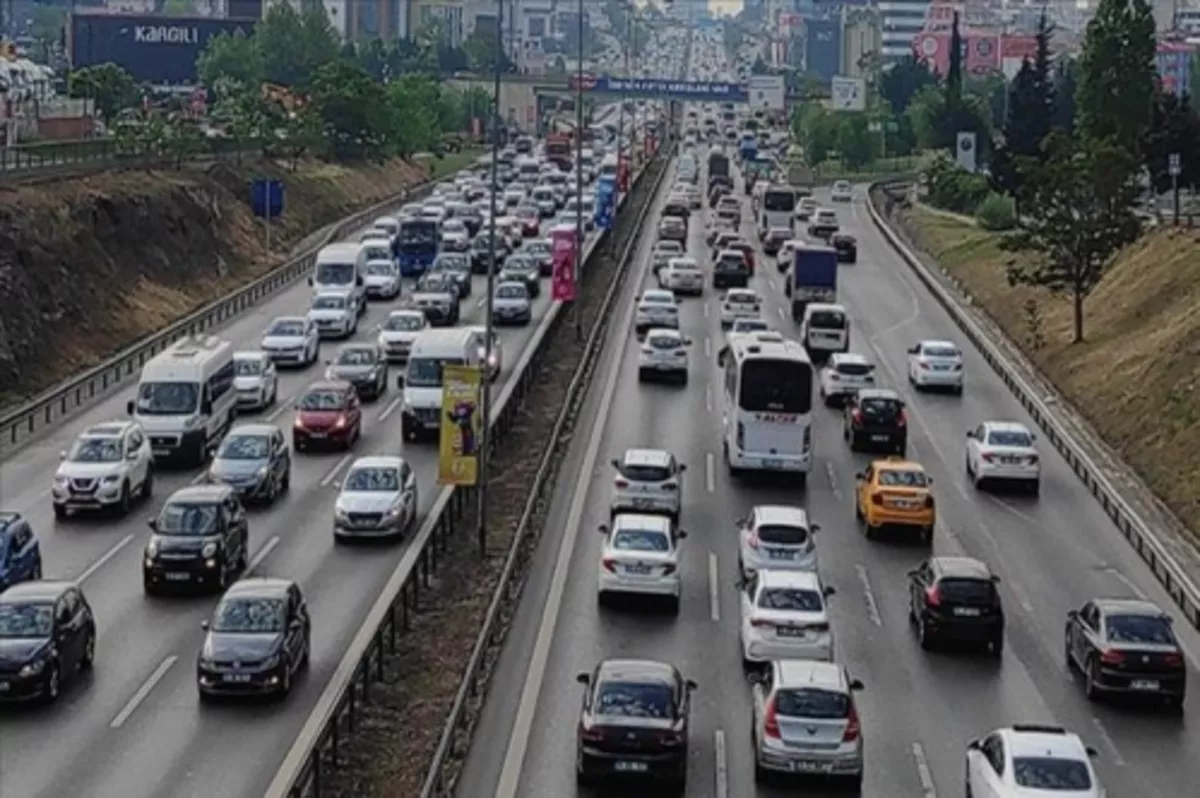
[878,469,929,487]
[336,349,375,366]
[757,588,823,612]
[419,276,453,292]
[218,434,270,460]
[68,436,122,463]
[987,430,1032,447]
[362,245,391,262]
[212,598,286,634]
[312,295,345,311]
[435,255,469,271]
[0,603,53,638]
[315,262,354,285]
[775,688,849,719]
[235,358,262,376]
[728,293,757,305]
[595,681,674,719]
[344,466,400,492]
[299,390,345,411]
[612,529,670,552]
[497,285,527,299]
[507,258,536,271]
[655,243,682,255]
[1012,757,1092,790]
[860,397,902,419]
[136,382,199,415]
[406,357,464,388]
[268,320,305,337]
[938,578,995,603]
[922,345,960,358]
[156,502,220,535]
[1105,613,1175,644]
[810,310,846,329]
[642,294,673,305]
[366,262,394,276]
[384,314,424,332]
[732,320,768,332]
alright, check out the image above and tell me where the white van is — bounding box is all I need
[400,328,486,442]
[598,153,619,180]
[310,242,367,317]
[800,303,851,360]
[126,335,237,466]
[677,153,698,183]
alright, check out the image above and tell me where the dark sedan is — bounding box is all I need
[523,239,554,276]
[470,233,508,274]
[206,424,291,505]
[499,255,542,298]
[196,577,310,701]
[142,485,250,595]
[0,581,96,703]
[325,343,389,401]
[908,556,1004,654]
[429,253,473,299]
[832,233,858,263]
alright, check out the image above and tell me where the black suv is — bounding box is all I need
[143,485,250,595]
[844,389,906,454]
[908,556,1004,654]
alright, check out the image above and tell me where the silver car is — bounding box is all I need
[376,309,428,364]
[261,316,319,367]
[206,423,290,505]
[363,259,401,300]
[333,456,418,541]
[491,281,532,326]
[233,351,279,411]
[325,343,389,401]
[307,291,357,339]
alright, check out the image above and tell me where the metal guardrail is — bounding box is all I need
[0,175,441,459]
[0,137,259,177]
[261,146,669,798]
[868,180,1200,633]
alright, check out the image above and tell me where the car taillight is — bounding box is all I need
[870,493,884,506]
[843,704,861,742]
[1027,455,1039,465]
[674,349,686,357]
[924,495,935,509]
[763,698,781,739]
[981,453,996,463]
[829,373,840,382]
[736,422,745,449]
[293,416,305,429]
[579,723,605,742]
[746,532,760,550]
[851,410,863,426]
[897,411,907,426]
[601,558,619,573]
[751,618,774,629]
[925,586,942,606]
[614,478,629,488]
[919,361,932,370]
[1164,652,1184,668]
[1099,649,1125,665]
[658,730,684,747]
[661,564,677,576]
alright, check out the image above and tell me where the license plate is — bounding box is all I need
[871,434,889,442]
[1131,679,1160,691]
[767,549,796,560]
[222,673,252,683]
[625,564,652,575]
[153,448,171,457]
[953,607,982,617]
[793,761,833,774]
[762,459,784,469]
[632,498,654,509]
[777,626,807,638]
[614,761,648,773]
[0,681,9,692]
[308,432,327,439]
[934,364,951,371]
[164,572,190,581]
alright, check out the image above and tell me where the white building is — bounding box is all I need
[879,0,933,61]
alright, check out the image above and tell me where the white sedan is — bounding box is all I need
[830,180,853,202]
[233,351,279,411]
[907,339,965,393]
[966,725,1105,798]
[638,328,690,383]
[739,569,836,667]
[634,289,680,333]
[261,315,319,366]
[818,352,876,406]
[719,288,762,328]
[308,291,357,339]
[596,513,687,612]
[966,421,1041,494]
[658,257,704,295]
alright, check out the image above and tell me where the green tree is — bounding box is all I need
[1076,0,1156,156]
[29,5,66,62]
[463,27,512,74]
[68,63,137,126]
[1052,58,1078,134]
[255,4,339,90]
[797,103,838,164]
[197,30,264,90]
[834,113,873,169]
[307,60,393,160]
[388,78,440,157]
[945,12,963,101]
[1004,133,1142,342]
[990,61,1041,197]
[1142,89,1200,193]
[877,55,936,115]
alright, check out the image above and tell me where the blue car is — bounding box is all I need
[0,512,42,593]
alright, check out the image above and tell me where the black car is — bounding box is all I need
[523,240,554,276]
[197,577,310,701]
[1065,598,1186,709]
[143,485,250,595]
[832,233,857,263]
[575,658,696,792]
[0,581,96,703]
[470,233,508,275]
[762,228,790,256]
[712,253,749,289]
[430,253,473,298]
[662,200,690,222]
[499,255,542,298]
[844,389,906,454]
[908,557,1004,654]
[207,424,291,505]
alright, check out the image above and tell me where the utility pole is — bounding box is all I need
[573,0,584,341]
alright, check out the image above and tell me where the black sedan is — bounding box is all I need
[832,233,858,263]
[575,658,695,792]
[0,580,96,703]
[908,556,1004,654]
[470,233,508,275]
[196,577,310,701]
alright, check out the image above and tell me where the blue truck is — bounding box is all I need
[784,244,838,322]
[396,218,440,278]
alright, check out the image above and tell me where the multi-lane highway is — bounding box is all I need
[0,159,620,797]
[455,160,1200,797]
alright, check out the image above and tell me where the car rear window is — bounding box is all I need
[937,578,995,603]
[860,398,901,419]
[595,681,675,719]
[648,335,680,350]
[775,688,849,719]
[923,345,960,358]
[986,430,1032,447]
[757,588,823,612]
[1105,614,1175,645]
[810,311,846,328]
[756,524,809,545]
[877,469,928,487]
[835,362,873,376]
[619,464,672,483]
[1012,757,1092,790]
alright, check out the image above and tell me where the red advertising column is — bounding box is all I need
[550,226,578,302]
[618,157,630,194]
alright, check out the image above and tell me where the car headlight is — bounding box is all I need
[261,653,281,670]
[54,474,69,485]
[102,474,121,484]
[182,416,199,430]
[324,369,335,380]
[19,659,46,677]
[201,542,218,559]
[146,539,159,557]
[385,504,402,518]
[256,466,269,479]
[334,507,350,522]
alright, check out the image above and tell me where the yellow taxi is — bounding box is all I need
[854,457,936,543]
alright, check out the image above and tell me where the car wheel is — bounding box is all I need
[1064,635,1076,672]
[278,659,293,698]
[917,615,933,650]
[81,632,96,669]
[142,468,154,500]
[53,504,68,520]
[32,562,42,580]
[118,482,132,517]
[989,633,1004,657]
[43,663,61,704]
[1084,658,1102,701]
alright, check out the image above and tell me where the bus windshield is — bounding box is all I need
[399,221,438,248]
[763,190,796,213]
[738,359,812,414]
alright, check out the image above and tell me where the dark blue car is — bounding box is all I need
[0,512,42,593]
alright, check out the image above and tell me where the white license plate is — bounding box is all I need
[308,432,327,439]
[767,550,796,560]
[777,627,807,638]
[762,459,784,469]
[614,761,648,773]
[632,498,655,509]
[953,607,982,617]
[164,572,190,581]
[222,673,253,683]
[871,435,889,442]
[625,564,652,575]
[792,760,833,774]
[1131,679,1160,691]
[0,681,9,692]
[153,448,171,457]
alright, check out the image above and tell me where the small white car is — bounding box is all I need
[819,352,876,406]
[261,315,320,366]
[610,448,686,520]
[232,350,279,411]
[333,456,419,541]
[830,180,853,202]
[730,317,770,334]
[678,183,702,209]
[776,238,805,272]
[503,188,526,208]
[363,259,402,299]
[308,290,358,339]
[376,309,428,363]
[651,240,685,274]
[965,725,1104,798]
[966,421,1041,493]
[638,328,691,383]
[740,569,836,666]
[719,288,762,328]
[737,505,819,579]
[801,303,850,359]
[634,289,680,334]
[492,281,533,326]
[907,339,965,393]
[659,257,704,294]
[794,196,818,223]
[596,513,687,611]
[52,421,154,518]
[469,325,503,381]
[440,228,470,253]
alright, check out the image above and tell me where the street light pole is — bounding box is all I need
[616,3,630,176]
[573,0,584,341]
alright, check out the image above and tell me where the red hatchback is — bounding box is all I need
[516,206,542,237]
[293,381,361,451]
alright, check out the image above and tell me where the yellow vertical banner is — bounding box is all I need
[437,365,483,486]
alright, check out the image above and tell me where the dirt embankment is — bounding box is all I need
[880,195,1200,540]
[0,157,431,406]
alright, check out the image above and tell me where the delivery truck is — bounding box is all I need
[784,244,838,322]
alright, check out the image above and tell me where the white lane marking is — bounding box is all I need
[110,655,178,729]
[245,535,281,574]
[476,295,487,308]
[824,461,841,499]
[767,278,777,291]
[706,452,716,493]
[705,385,713,413]
[1090,717,1127,767]
[703,302,710,318]
[776,306,785,319]
[703,336,711,358]
[319,454,353,487]
[709,552,721,622]
[912,741,937,797]
[856,564,883,627]
[190,469,209,485]
[266,397,293,423]
[714,728,729,798]
[377,395,403,422]
[76,534,135,584]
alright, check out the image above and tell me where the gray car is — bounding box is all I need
[325,343,389,401]
[499,255,542,298]
[333,456,419,541]
[206,424,291,505]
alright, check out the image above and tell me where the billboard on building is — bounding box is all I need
[1157,41,1195,96]
[1000,34,1037,80]
[69,12,257,85]
[805,17,843,82]
[913,31,999,76]
[831,75,866,111]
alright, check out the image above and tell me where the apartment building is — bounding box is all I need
[879,0,932,60]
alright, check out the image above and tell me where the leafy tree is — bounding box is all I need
[1142,89,1200,193]
[1031,10,1056,126]
[945,12,963,101]
[1052,58,1078,134]
[255,4,339,90]
[1004,133,1142,343]
[966,72,1007,130]
[877,55,936,114]
[991,60,1045,197]
[463,27,513,74]
[1076,0,1156,156]
[797,103,838,164]
[835,113,874,169]
[68,63,137,126]
[307,60,392,160]
[197,30,263,90]
[388,78,440,157]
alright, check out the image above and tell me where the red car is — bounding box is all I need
[293,380,362,451]
[727,240,756,275]
[516,206,542,237]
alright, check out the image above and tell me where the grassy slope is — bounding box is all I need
[900,207,1200,539]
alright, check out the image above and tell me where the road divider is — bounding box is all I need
[868,180,1200,633]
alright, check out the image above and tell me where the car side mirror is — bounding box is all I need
[610,458,620,469]
[991,575,1001,583]
[848,678,864,691]
[307,277,313,286]
[1066,609,1079,619]
[810,524,820,533]
[854,471,866,480]
[1086,746,1099,758]
[685,679,698,691]
[906,568,918,578]
[147,518,158,531]
[746,670,766,684]
[678,463,688,472]
[200,620,210,631]
[823,586,836,597]
[576,672,590,685]
[676,529,688,539]
[907,345,919,354]
[966,739,981,751]
[597,524,610,535]
[126,400,136,416]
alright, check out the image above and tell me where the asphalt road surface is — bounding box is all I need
[455,161,1200,798]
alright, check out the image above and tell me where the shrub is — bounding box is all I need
[975,192,1016,230]
[923,157,991,215]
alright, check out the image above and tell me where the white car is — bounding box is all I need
[730,317,770,335]
[638,328,690,383]
[261,315,319,366]
[492,281,533,326]
[363,259,402,299]
[794,196,818,222]
[596,513,687,611]
[52,421,154,518]
[907,339,965,393]
[776,238,806,272]
[610,447,685,520]
[819,353,876,406]
[737,505,819,579]
[376,309,428,363]
[441,229,470,253]
[677,183,702,209]
[830,180,853,202]
[333,456,419,541]
[634,289,680,333]
[719,288,762,328]
[659,257,704,294]
[469,325,503,380]
[739,569,836,666]
[308,290,358,339]
[965,725,1104,798]
[232,350,279,411]
[651,240,685,274]
[966,421,1041,493]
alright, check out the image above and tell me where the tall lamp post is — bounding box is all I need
[572,0,585,341]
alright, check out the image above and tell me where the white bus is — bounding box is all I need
[758,184,797,234]
[718,332,815,481]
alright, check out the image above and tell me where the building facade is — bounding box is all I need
[878,0,931,61]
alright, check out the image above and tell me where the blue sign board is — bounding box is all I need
[577,75,750,103]
[594,181,615,230]
[251,179,284,220]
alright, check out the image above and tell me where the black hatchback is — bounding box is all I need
[0,580,97,703]
[908,557,1004,654]
[844,389,907,455]
[143,486,250,596]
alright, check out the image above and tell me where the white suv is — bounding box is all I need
[609,448,686,520]
[819,352,876,406]
[965,724,1104,798]
[637,329,690,383]
[53,421,154,519]
[737,505,819,579]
